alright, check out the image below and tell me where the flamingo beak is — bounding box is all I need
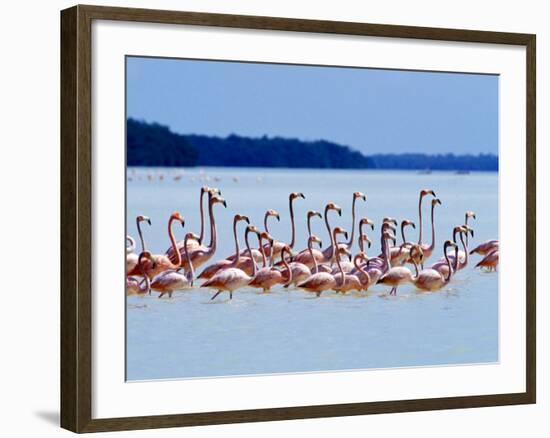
[298,193,305,199]
[222,200,227,208]
[436,199,442,205]
[343,231,349,240]
[276,214,281,221]
[243,216,250,224]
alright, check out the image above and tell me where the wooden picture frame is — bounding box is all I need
[60,4,536,433]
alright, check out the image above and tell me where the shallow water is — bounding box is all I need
[126,167,498,381]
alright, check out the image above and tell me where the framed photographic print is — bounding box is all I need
[60,4,536,433]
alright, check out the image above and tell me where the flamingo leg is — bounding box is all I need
[211,290,222,300]
[158,292,164,299]
[230,291,233,300]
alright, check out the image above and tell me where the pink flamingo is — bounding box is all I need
[151,233,199,298]
[320,202,344,261]
[202,225,259,300]
[172,195,227,272]
[197,214,251,280]
[333,247,363,294]
[297,231,345,297]
[248,240,293,293]
[126,251,154,295]
[127,215,151,273]
[127,212,186,279]
[470,240,499,256]
[291,210,325,269]
[411,241,459,291]
[225,210,275,264]
[378,229,416,295]
[262,192,305,261]
[418,198,442,264]
[475,248,499,272]
[417,189,437,246]
[388,219,416,266]
[345,192,367,252]
[464,211,476,246]
[353,253,372,290]
[285,235,323,288]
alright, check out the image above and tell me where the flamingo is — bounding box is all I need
[378,229,416,296]
[262,192,305,261]
[151,233,199,298]
[411,241,459,291]
[418,198,442,264]
[417,189,436,246]
[127,215,151,273]
[197,214,251,280]
[429,226,471,276]
[475,248,499,272]
[171,195,227,272]
[333,247,363,293]
[464,211,476,246]
[470,240,499,256]
[353,253,372,290]
[249,240,293,293]
[388,219,416,266]
[198,186,221,245]
[126,251,154,295]
[202,225,259,300]
[126,236,138,273]
[285,235,323,288]
[166,190,226,268]
[320,202,344,261]
[264,209,280,234]
[345,192,367,252]
[127,212,186,278]
[290,210,325,269]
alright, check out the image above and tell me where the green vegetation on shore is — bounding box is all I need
[127,118,498,171]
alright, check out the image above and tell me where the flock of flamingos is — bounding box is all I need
[126,187,499,300]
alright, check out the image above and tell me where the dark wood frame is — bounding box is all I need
[61,4,536,433]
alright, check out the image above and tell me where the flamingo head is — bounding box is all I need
[259,231,274,244]
[381,221,397,234]
[444,240,459,254]
[360,217,375,230]
[333,226,349,241]
[185,232,200,242]
[402,219,416,229]
[138,250,156,269]
[265,209,280,221]
[465,211,476,220]
[211,196,227,208]
[409,244,424,263]
[309,234,322,248]
[420,189,436,198]
[356,252,369,263]
[383,217,398,226]
[246,224,260,235]
[290,192,306,200]
[461,225,474,238]
[359,234,372,248]
[201,185,210,194]
[382,231,397,245]
[338,247,352,261]
[432,198,442,207]
[208,187,222,196]
[136,215,151,226]
[170,212,185,227]
[326,202,342,216]
[308,210,322,220]
[354,191,367,201]
[235,214,250,224]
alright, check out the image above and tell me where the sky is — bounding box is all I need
[126,56,498,155]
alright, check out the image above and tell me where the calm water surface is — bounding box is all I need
[126,167,498,381]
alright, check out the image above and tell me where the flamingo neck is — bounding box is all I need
[244,230,256,277]
[289,197,297,248]
[168,218,182,268]
[444,247,453,282]
[348,197,357,247]
[207,198,217,252]
[184,235,195,283]
[354,255,370,286]
[401,223,407,245]
[264,214,270,234]
[232,218,240,258]
[383,237,391,272]
[136,219,146,252]
[333,230,345,287]
[324,207,335,259]
[460,232,468,266]
[138,254,151,292]
[429,204,436,251]
[198,190,206,244]
[258,235,268,268]
[418,194,424,244]
[307,216,313,238]
[281,248,293,286]
[309,240,319,274]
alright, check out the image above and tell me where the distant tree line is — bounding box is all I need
[127,118,498,171]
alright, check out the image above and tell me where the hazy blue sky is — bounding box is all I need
[126,56,498,155]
